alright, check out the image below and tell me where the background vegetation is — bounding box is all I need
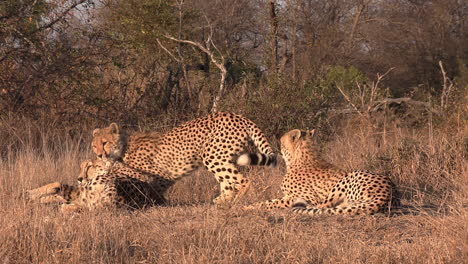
[0,0,466,263]
[1,0,466,132]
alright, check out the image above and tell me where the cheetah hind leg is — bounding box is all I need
[244,196,295,210]
[213,179,242,205]
[204,151,251,205]
[212,173,250,205]
[232,177,251,204]
[292,198,383,215]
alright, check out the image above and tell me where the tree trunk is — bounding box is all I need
[269,0,279,74]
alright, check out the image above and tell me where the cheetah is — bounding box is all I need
[27,159,164,212]
[91,112,277,204]
[245,129,400,215]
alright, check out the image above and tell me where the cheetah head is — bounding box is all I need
[78,159,112,183]
[280,129,315,166]
[91,123,127,161]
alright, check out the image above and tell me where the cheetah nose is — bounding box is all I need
[97,154,103,159]
[77,177,83,183]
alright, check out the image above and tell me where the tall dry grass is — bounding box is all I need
[0,112,466,263]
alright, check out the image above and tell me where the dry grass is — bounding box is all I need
[0,114,467,264]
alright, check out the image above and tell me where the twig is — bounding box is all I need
[165,33,227,113]
[336,84,367,119]
[438,61,454,111]
[156,39,180,63]
[371,97,438,114]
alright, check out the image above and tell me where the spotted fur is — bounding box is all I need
[246,129,400,215]
[91,112,277,204]
[27,159,164,212]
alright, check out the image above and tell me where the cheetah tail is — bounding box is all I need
[236,153,277,168]
[246,120,277,162]
[292,197,308,207]
[291,199,381,216]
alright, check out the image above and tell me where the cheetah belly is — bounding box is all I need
[166,149,202,179]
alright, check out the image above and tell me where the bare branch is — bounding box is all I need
[336,84,367,120]
[0,0,88,63]
[374,67,394,91]
[165,34,227,113]
[156,39,180,63]
[337,67,395,120]
[438,61,455,111]
[371,97,438,113]
[29,0,88,36]
[348,0,372,46]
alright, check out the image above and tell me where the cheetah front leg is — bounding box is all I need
[26,182,63,201]
[38,194,68,204]
[60,203,82,213]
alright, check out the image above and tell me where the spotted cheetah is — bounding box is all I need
[27,159,164,212]
[91,112,277,204]
[245,129,399,215]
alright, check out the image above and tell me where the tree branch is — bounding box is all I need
[164,34,227,113]
[0,0,88,62]
[28,0,88,36]
[438,60,455,111]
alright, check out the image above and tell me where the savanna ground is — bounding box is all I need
[0,112,466,264]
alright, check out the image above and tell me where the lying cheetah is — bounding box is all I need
[91,112,277,204]
[245,129,400,215]
[27,159,164,212]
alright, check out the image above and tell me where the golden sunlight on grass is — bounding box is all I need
[1,117,466,263]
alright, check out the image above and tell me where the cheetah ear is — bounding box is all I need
[109,122,119,134]
[308,129,316,138]
[80,160,93,169]
[290,129,303,142]
[80,160,88,170]
[92,128,100,137]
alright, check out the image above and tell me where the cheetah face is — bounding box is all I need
[78,160,93,183]
[92,123,125,161]
[280,129,315,166]
[78,159,111,183]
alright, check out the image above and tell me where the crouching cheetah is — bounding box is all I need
[91,112,277,204]
[27,159,165,212]
[245,129,399,215]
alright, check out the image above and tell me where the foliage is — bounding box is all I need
[319,66,368,100]
[230,66,369,137]
[0,0,50,36]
